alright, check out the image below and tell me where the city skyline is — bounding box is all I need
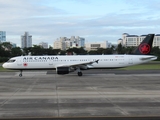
[0,0,160,47]
[1,31,160,49]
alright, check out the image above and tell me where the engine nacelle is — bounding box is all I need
[56,67,70,74]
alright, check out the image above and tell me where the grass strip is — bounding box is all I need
[120,64,160,70]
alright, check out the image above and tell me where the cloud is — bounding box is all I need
[0,0,160,47]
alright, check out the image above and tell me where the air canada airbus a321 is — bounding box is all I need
[2,34,157,77]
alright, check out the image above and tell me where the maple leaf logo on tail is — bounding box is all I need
[139,43,150,54]
[132,34,154,55]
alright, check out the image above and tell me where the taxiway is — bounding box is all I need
[0,70,160,119]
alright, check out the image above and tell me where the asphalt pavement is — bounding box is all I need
[0,70,160,120]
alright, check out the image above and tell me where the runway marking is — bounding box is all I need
[78,77,130,116]
[56,83,60,117]
[25,78,39,92]
[0,88,22,108]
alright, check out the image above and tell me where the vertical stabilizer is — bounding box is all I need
[133,34,154,55]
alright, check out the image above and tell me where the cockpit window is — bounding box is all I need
[7,59,16,63]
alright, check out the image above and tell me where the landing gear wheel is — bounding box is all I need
[19,70,23,77]
[19,73,22,77]
[78,72,82,76]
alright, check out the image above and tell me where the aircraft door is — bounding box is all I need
[49,60,53,66]
[128,56,133,64]
[17,58,22,66]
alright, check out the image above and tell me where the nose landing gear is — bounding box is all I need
[77,72,83,76]
[19,70,23,77]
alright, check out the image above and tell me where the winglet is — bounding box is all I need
[95,59,99,64]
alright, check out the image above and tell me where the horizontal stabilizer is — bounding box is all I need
[140,56,157,60]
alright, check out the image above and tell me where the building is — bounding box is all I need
[118,33,160,48]
[53,37,67,50]
[154,34,160,47]
[69,36,85,48]
[0,31,16,48]
[53,36,85,50]
[85,41,110,51]
[126,35,139,47]
[121,33,129,45]
[39,42,48,49]
[0,31,6,42]
[117,38,123,45]
[21,32,32,48]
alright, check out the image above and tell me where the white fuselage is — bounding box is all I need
[2,55,157,70]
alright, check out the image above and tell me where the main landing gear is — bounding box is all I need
[77,71,83,76]
[77,67,83,76]
[19,70,23,77]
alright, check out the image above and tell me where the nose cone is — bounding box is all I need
[2,63,7,69]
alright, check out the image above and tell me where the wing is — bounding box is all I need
[55,59,99,69]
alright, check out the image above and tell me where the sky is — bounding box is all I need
[0,0,160,47]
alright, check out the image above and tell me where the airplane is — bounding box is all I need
[2,34,157,77]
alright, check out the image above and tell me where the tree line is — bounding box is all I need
[0,42,160,62]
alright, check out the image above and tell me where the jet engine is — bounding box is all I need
[56,67,75,75]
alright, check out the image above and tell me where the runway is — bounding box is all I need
[0,70,160,120]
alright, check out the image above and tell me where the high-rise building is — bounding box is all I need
[0,31,6,42]
[21,32,32,48]
[53,37,66,50]
[77,36,85,47]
